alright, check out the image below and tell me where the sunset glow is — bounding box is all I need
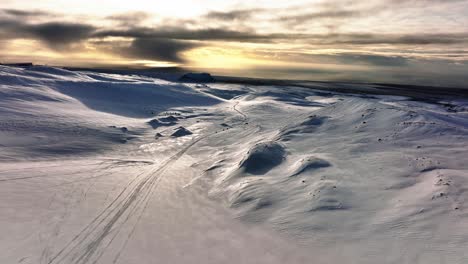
[1,0,468,85]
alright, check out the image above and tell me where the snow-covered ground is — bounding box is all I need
[1,65,468,264]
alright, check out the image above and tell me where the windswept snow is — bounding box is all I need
[1,65,468,264]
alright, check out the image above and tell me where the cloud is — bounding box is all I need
[0,9,95,49]
[203,9,262,21]
[106,11,151,26]
[124,38,198,62]
[93,27,273,42]
[95,27,468,46]
[274,0,467,27]
[0,18,95,49]
[0,9,49,18]
[388,0,465,3]
[336,54,409,66]
[1,2,468,64]
[268,51,410,67]
[2,10,468,48]
[278,9,363,26]
[2,15,468,49]
[28,22,96,48]
[310,33,468,45]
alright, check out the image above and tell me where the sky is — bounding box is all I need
[1,0,468,87]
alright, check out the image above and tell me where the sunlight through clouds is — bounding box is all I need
[1,0,468,86]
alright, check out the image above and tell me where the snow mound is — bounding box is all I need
[238,142,286,175]
[159,115,178,123]
[154,132,163,139]
[147,118,176,129]
[179,73,215,83]
[198,86,247,100]
[147,119,164,128]
[290,156,331,177]
[171,126,193,137]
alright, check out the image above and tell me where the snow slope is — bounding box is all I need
[1,65,468,264]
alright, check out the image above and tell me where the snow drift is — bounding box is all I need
[0,65,219,159]
[1,65,468,264]
[238,142,286,175]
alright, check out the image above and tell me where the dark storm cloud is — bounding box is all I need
[1,9,95,49]
[92,27,275,42]
[0,17,95,48]
[28,22,96,48]
[124,38,198,62]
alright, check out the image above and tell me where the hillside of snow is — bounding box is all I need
[1,65,468,264]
